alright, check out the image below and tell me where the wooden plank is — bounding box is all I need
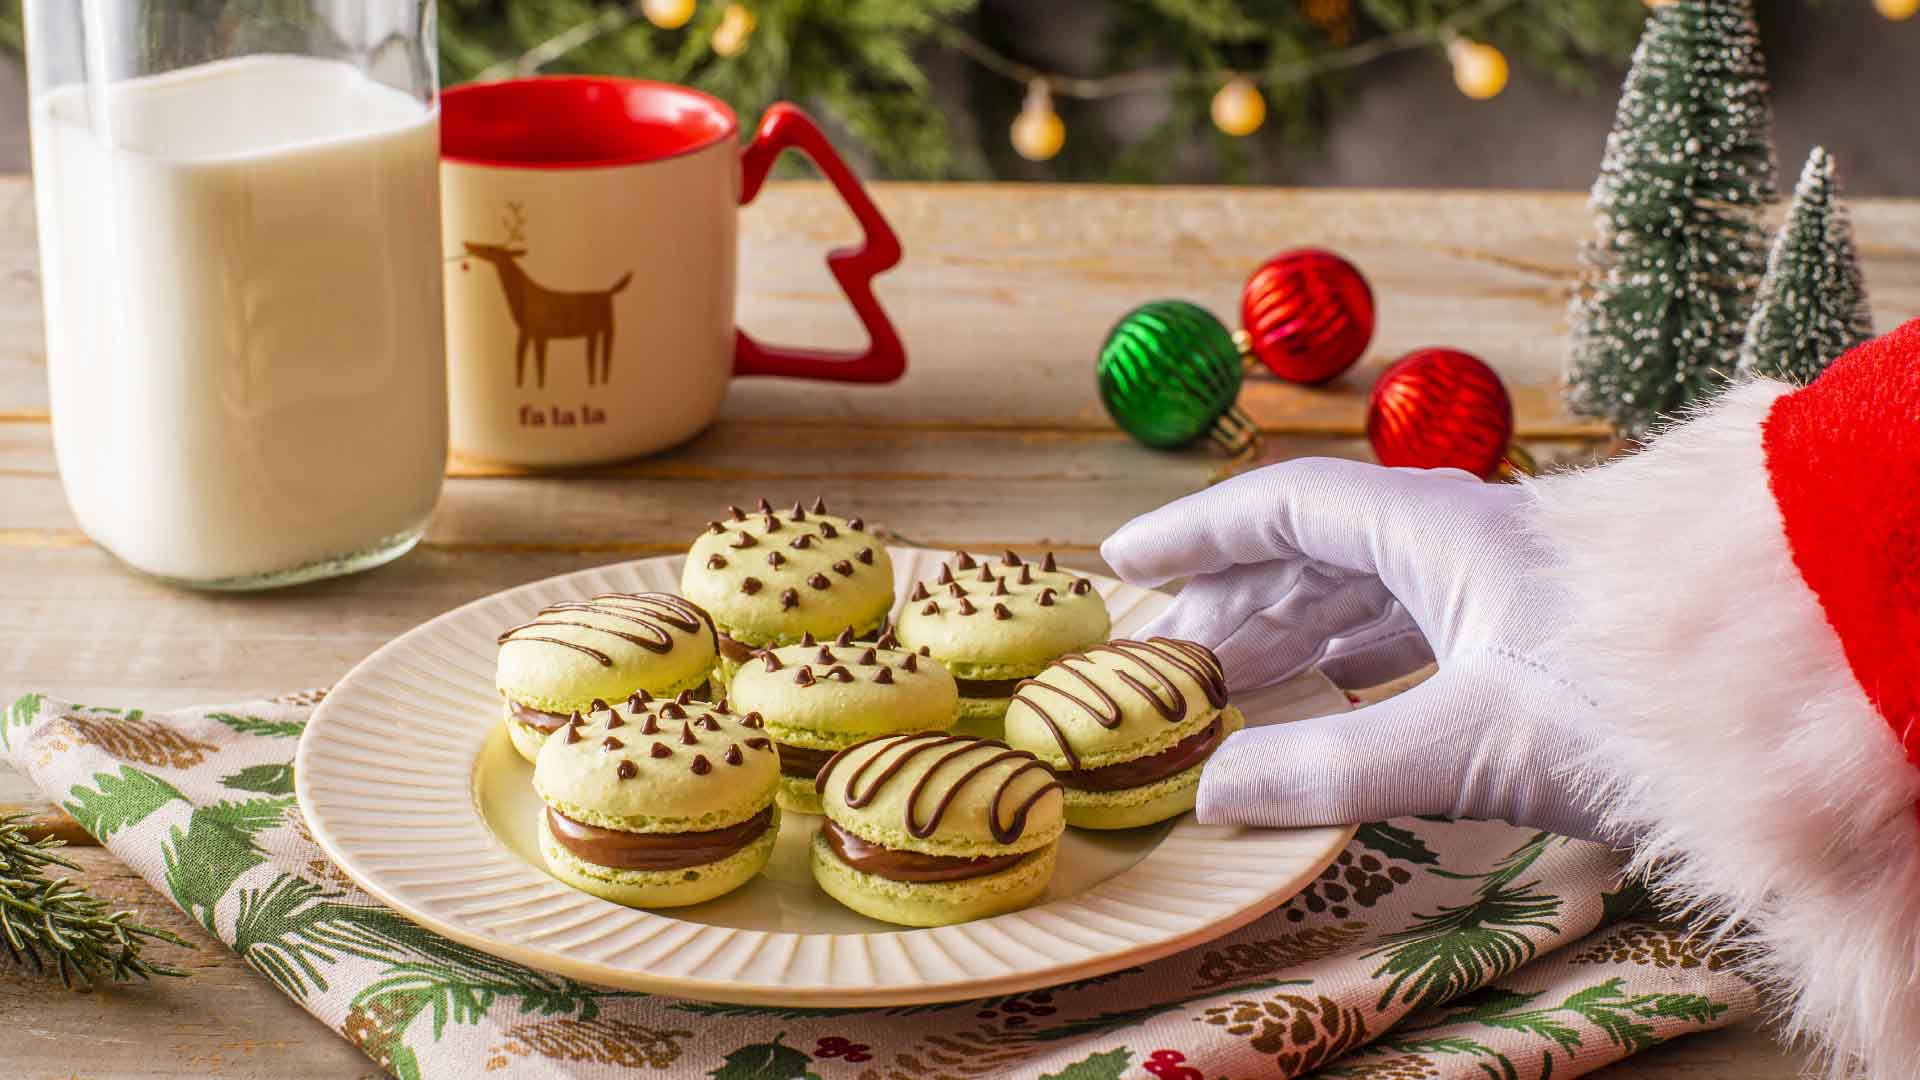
[1,180,1915,433]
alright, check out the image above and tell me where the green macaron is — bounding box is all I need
[728,628,959,814]
[893,551,1110,739]
[534,694,780,908]
[496,592,718,763]
[811,732,1064,927]
[680,498,894,686]
[1003,637,1244,830]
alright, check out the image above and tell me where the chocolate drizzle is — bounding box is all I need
[817,732,1061,844]
[497,593,716,669]
[1008,638,1230,770]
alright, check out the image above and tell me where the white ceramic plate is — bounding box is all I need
[296,548,1354,1006]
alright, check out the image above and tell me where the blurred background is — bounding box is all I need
[0,0,1911,192]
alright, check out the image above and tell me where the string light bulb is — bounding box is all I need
[641,0,696,30]
[1875,0,1919,19]
[711,4,755,56]
[1448,39,1508,100]
[1210,76,1267,137]
[1011,80,1065,162]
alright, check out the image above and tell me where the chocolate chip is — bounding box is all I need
[795,667,815,686]
[691,755,712,775]
[918,646,931,656]
[1042,552,1058,572]
[629,689,652,708]
[680,723,698,745]
[590,698,609,713]
[729,504,747,521]
[660,702,686,720]
[958,598,977,616]
[811,497,828,515]
[791,501,807,521]
[791,534,814,550]
[808,573,831,589]
[977,564,995,583]
[742,577,762,595]
[1038,588,1056,607]
[607,713,627,729]
[1071,578,1093,595]
[698,715,721,731]
[725,745,744,766]
[877,629,900,649]
[948,582,966,598]
[819,522,839,539]
[649,743,670,759]
[781,588,800,610]
[713,697,730,713]
[730,533,758,549]
[855,547,874,564]
[603,736,624,750]
[910,582,930,601]
[1018,564,1033,586]
[564,725,583,744]
[922,602,940,615]
[874,667,894,684]
[762,651,782,672]
[936,565,954,586]
[707,554,728,570]
[768,551,787,568]
[816,646,836,663]
[993,603,1012,620]
[641,715,661,734]
[902,654,919,672]
[955,552,976,570]
[746,736,771,750]
[835,628,855,647]
[676,689,695,705]
[757,497,773,513]
[858,648,877,665]
[848,517,865,531]
[993,578,1009,597]
[827,665,854,683]
[801,632,816,646]
[833,560,853,576]
[763,513,782,533]
[1002,549,1023,566]
[742,712,764,728]
[618,759,640,778]
[707,521,725,534]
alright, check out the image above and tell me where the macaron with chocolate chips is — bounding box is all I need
[729,627,959,814]
[534,692,780,907]
[496,592,718,763]
[812,732,1064,927]
[893,551,1110,738]
[1003,637,1244,830]
[680,498,895,686]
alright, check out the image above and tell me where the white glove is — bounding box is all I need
[1101,457,1613,842]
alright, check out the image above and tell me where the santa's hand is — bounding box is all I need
[1101,458,1611,842]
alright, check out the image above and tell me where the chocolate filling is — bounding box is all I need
[717,632,760,663]
[507,686,710,734]
[821,821,1028,883]
[1055,716,1227,792]
[775,741,838,779]
[954,676,1025,699]
[545,806,773,870]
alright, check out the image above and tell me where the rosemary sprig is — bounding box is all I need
[0,813,190,988]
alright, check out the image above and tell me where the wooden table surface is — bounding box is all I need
[6,177,1907,1077]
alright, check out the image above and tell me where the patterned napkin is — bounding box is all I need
[1,692,1760,1080]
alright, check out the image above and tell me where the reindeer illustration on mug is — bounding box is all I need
[463,203,632,389]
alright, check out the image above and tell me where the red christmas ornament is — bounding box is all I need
[1367,348,1514,478]
[1240,248,1375,384]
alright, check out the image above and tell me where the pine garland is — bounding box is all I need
[1565,0,1777,439]
[0,813,189,988]
[1737,146,1873,386]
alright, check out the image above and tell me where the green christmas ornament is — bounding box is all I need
[1097,300,1258,453]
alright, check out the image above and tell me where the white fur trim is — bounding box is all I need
[1528,380,1920,1080]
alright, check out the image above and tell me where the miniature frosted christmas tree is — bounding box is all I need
[1566,0,1777,439]
[1737,147,1874,385]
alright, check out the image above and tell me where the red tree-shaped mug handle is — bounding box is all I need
[734,104,906,383]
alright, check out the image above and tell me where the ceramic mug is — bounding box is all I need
[439,77,904,466]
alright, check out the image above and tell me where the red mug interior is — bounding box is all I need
[441,77,739,168]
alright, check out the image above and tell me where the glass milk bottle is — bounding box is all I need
[25,1,447,588]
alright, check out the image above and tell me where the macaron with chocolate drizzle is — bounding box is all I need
[811,732,1064,927]
[1003,637,1244,830]
[729,628,959,815]
[680,498,895,687]
[496,592,718,764]
[893,551,1110,739]
[533,693,780,907]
